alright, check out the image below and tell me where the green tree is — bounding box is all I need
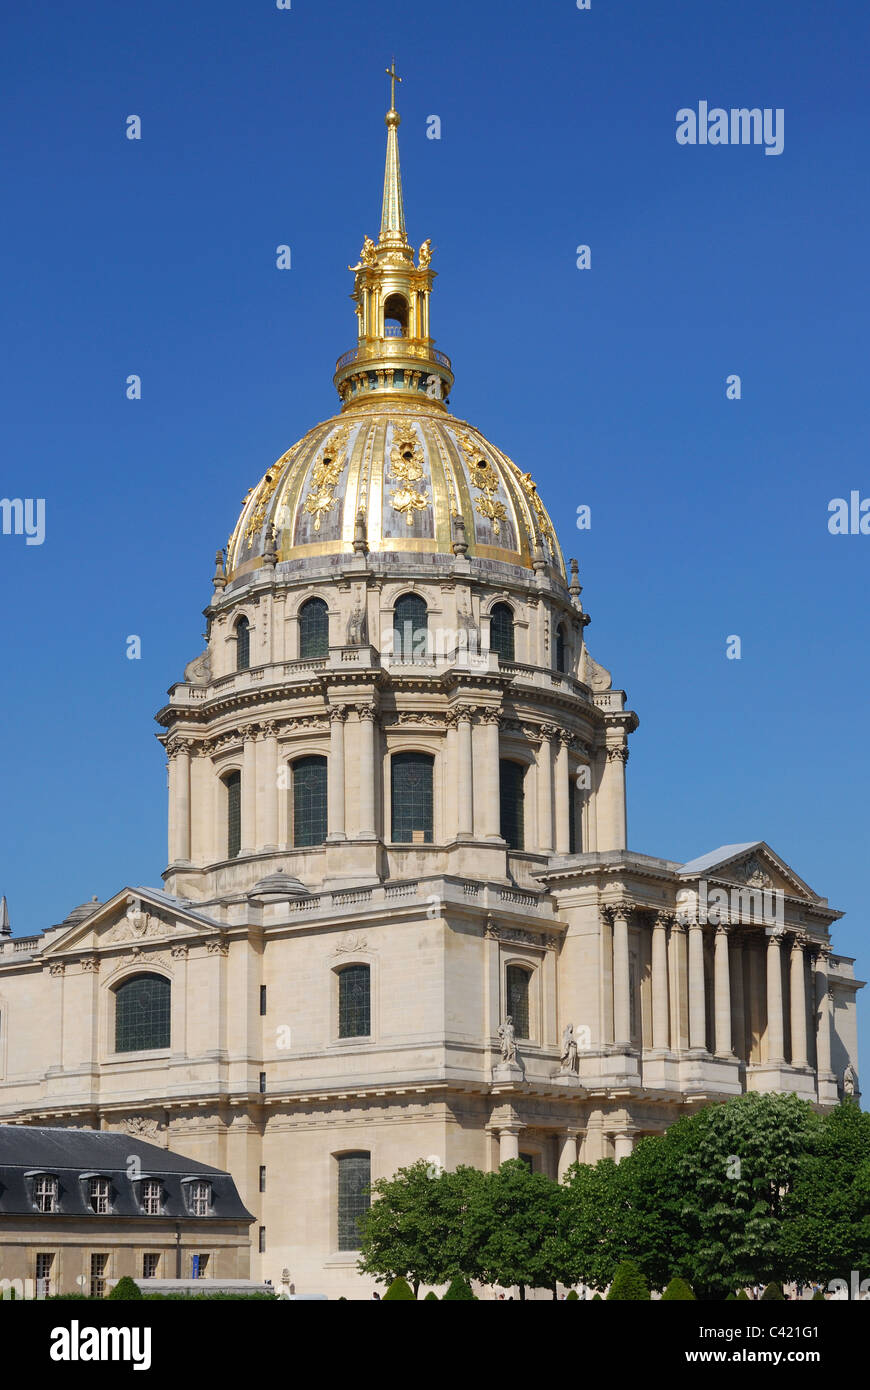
[760,1282,784,1301]
[561,1158,626,1292]
[358,1160,485,1294]
[108,1277,142,1300]
[781,1101,870,1285]
[661,1277,696,1300]
[607,1259,649,1300]
[442,1277,474,1301]
[382,1276,415,1300]
[466,1160,569,1300]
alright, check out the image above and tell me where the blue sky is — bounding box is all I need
[1,0,868,1077]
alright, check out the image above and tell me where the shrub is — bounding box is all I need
[607,1260,650,1301]
[443,1277,475,1301]
[736,1289,749,1300]
[382,1277,415,1301]
[661,1277,695,1301]
[108,1277,142,1301]
[566,1290,579,1300]
[592,1292,602,1300]
[812,1289,825,1301]
[761,1282,785,1301]
[424,1291,438,1300]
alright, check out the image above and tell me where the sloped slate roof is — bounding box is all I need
[0,1127,252,1221]
[679,843,761,876]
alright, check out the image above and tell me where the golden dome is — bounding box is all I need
[225,75,565,584]
[226,402,565,580]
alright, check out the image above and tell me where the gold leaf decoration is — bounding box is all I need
[302,426,351,533]
[243,443,301,550]
[474,495,508,536]
[388,422,429,523]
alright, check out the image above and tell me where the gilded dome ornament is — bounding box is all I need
[303,425,351,532]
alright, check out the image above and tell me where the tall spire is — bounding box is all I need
[379,60,407,247]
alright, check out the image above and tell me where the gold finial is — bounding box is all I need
[385,58,402,112]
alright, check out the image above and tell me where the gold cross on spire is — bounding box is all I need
[386,58,402,111]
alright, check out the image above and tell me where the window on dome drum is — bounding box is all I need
[34,1175,58,1213]
[299,597,329,659]
[88,1177,110,1214]
[568,782,581,854]
[338,963,370,1038]
[489,603,515,663]
[392,593,428,660]
[499,759,525,850]
[337,1152,371,1251]
[115,974,171,1053]
[506,964,531,1039]
[383,293,408,337]
[555,622,567,674]
[235,615,251,671]
[189,1181,211,1217]
[142,1180,162,1216]
[225,770,241,858]
[391,751,434,843]
[291,755,328,847]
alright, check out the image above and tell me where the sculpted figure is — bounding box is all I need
[418,238,432,269]
[498,1015,517,1064]
[560,1023,578,1074]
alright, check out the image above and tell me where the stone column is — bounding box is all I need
[669,920,688,1051]
[613,1131,635,1163]
[481,710,502,841]
[598,742,628,851]
[611,905,631,1047]
[327,707,346,839]
[259,722,278,852]
[240,727,257,856]
[557,1128,580,1182]
[497,1123,524,1163]
[688,921,706,1051]
[731,933,745,1062]
[766,929,785,1064]
[537,727,554,854]
[356,705,377,838]
[790,933,809,1068]
[456,710,474,838]
[599,907,614,1045]
[169,739,192,864]
[714,925,734,1057]
[651,913,670,1050]
[554,732,571,854]
[814,946,833,1075]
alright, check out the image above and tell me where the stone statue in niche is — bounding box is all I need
[346,602,368,646]
[560,1023,579,1075]
[497,1016,517,1064]
[844,1064,858,1097]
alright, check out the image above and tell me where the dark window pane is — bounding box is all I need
[236,617,250,671]
[568,782,581,853]
[226,771,241,858]
[393,594,428,660]
[300,598,329,659]
[337,1152,371,1251]
[292,755,328,847]
[490,603,515,662]
[506,965,530,1039]
[518,1153,534,1172]
[499,760,525,850]
[338,964,370,1038]
[555,623,566,673]
[115,974,170,1052]
[391,752,433,843]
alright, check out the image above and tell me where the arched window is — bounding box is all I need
[115,974,171,1053]
[291,755,327,847]
[555,622,567,674]
[489,603,515,662]
[392,593,428,661]
[235,616,250,671]
[506,965,531,1039]
[391,751,434,843]
[499,759,525,850]
[337,1152,371,1251]
[225,771,241,858]
[299,597,329,659]
[338,964,370,1038]
[383,293,408,337]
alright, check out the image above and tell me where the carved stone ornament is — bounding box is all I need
[206,935,229,956]
[605,745,629,764]
[123,1115,165,1141]
[332,934,369,956]
[48,961,66,977]
[80,956,101,973]
[731,854,774,890]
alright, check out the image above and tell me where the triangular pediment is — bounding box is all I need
[41,886,224,959]
[678,842,823,903]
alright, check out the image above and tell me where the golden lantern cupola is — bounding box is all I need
[333,64,454,411]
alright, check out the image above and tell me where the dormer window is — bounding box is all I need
[142,1179,162,1215]
[188,1179,212,1216]
[34,1174,58,1213]
[88,1176,111,1214]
